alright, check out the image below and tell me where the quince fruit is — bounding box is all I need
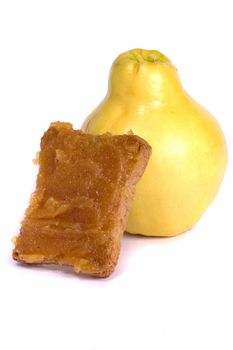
[82,49,228,236]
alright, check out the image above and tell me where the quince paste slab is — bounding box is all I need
[13,122,151,277]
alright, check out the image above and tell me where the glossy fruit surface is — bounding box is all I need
[82,49,228,236]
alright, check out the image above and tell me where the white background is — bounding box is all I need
[0,1,232,349]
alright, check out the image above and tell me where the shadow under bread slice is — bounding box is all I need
[13,122,151,277]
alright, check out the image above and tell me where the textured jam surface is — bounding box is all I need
[13,122,151,277]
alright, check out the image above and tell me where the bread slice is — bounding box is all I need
[13,122,151,277]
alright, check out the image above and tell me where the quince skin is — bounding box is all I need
[82,49,227,236]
